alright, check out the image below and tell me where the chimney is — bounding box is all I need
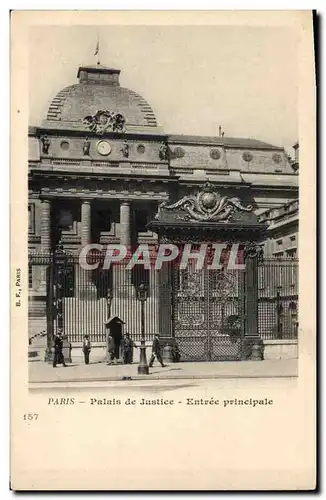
[77,65,121,86]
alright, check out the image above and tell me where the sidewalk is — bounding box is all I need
[29,358,298,385]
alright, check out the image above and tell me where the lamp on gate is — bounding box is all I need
[135,282,149,302]
[135,282,149,374]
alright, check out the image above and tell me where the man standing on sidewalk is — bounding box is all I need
[82,334,91,365]
[122,332,137,364]
[53,332,66,368]
[148,334,166,368]
[107,332,117,365]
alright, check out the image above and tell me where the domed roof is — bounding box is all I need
[43,64,159,132]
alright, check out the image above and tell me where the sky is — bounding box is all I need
[29,25,299,155]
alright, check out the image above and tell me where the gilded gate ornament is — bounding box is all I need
[158,182,253,222]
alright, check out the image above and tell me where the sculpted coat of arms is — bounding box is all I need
[82,110,126,134]
[157,182,253,222]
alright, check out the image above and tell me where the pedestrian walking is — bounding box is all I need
[82,334,91,365]
[107,332,117,364]
[148,334,166,368]
[52,332,66,367]
[122,332,137,364]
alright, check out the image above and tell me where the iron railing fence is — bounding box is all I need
[29,251,160,343]
[28,252,298,343]
[258,258,298,340]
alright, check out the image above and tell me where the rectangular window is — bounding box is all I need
[286,248,297,258]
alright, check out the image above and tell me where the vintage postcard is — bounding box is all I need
[10,10,316,490]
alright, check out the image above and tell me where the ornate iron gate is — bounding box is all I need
[172,263,245,361]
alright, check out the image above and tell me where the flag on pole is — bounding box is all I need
[94,40,99,56]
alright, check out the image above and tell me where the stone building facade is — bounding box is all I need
[259,198,298,258]
[28,62,299,360]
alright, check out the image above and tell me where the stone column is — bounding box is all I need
[242,244,264,360]
[40,199,51,252]
[119,200,132,289]
[38,199,51,293]
[78,199,96,300]
[81,200,92,247]
[120,201,131,248]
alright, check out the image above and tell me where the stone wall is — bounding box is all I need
[263,339,298,360]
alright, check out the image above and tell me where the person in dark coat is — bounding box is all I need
[107,333,117,365]
[53,333,66,367]
[148,334,166,368]
[82,334,91,365]
[122,332,137,364]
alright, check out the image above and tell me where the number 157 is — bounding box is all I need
[23,413,39,421]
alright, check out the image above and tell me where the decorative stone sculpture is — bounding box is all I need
[83,137,91,156]
[41,135,51,155]
[121,140,129,158]
[159,144,169,161]
[244,243,264,261]
[82,110,126,134]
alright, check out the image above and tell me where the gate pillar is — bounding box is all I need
[242,244,264,360]
[158,262,176,359]
[45,243,66,363]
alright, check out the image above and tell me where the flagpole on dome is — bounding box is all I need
[94,35,100,66]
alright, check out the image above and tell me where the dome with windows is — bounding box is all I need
[43,64,159,132]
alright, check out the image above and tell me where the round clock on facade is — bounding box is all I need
[97,140,112,156]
